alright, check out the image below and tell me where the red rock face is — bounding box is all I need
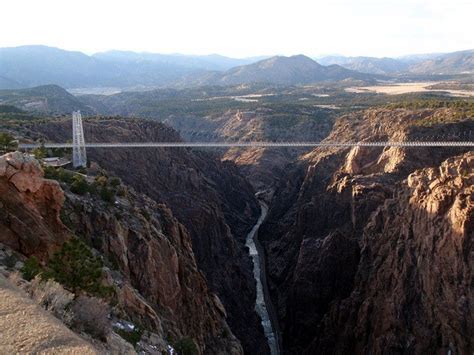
[312,152,473,354]
[259,109,474,354]
[63,188,243,354]
[27,118,268,354]
[0,150,243,354]
[0,152,68,260]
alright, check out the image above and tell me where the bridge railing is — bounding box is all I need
[18,141,474,149]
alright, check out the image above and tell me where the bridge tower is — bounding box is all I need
[72,111,87,168]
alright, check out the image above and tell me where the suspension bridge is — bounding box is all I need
[18,111,474,168]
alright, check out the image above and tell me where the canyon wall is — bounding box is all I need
[27,118,268,354]
[0,151,244,353]
[259,108,473,354]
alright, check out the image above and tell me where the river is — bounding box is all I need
[245,200,281,354]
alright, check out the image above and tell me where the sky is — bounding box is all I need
[1,0,473,58]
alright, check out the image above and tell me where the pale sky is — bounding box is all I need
[1,0,473,58]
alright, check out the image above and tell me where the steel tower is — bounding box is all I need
[72,111,87,168]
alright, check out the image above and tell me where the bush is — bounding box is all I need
[95,175,108,186]
[109,177,121,187]
[43,166,59,180]
[116,327,143,346]
[60,209,74,230]
[0,132,18,154]
[29,275,74,324]
[21,256,42,281]
[86,181,99,195]
[100,186,115,203]
[57,168,74,184]
[47,238,105,295]
[71,295,110,340]
[173,337,198,355]
[70,175,89,195]
[32,145,47,159]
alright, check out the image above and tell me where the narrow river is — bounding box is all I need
[245,200,280,355]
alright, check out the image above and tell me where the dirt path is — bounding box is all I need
[0,274,98,354]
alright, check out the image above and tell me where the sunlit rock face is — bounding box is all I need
[0,152,67,260]
[258,108,473,354]
[311,152,473,354]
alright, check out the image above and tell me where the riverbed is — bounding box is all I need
[245,200,280,354]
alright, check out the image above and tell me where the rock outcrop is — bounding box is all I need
[62,179,243,354]
[311,152,473,354]
[0,151,243,354]
[0,152,68,260]
[259,108,474,353]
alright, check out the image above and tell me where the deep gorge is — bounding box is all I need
[1,106,473,354]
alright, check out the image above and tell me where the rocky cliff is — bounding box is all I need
[311,152,473,354]
[259,108,474,353]
[0,151,243,354]
[0,152,68,260]
[23,118,268,354]
[61,172,243,354]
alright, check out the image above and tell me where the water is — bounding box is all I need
[245,201,280,354]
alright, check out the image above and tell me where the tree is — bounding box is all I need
[47,238,104,295]
[0,132,17,154]
[21,256,42,281]
[32,143,47,159]
[70,175,89,195]
[173,338,198,355]
[100,186,115,203]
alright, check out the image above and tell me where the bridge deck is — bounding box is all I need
[18,141,474,148]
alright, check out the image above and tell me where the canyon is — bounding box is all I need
[0,104,473,354]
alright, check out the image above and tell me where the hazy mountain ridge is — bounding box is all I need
[0,46,267,90]
[182,55,379,86]
[319,49,474,75]
[317,56,409,75]
[1,46,473,90]
[409,49,474,74]
[93,50,269,70]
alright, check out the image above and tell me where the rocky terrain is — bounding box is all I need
[0,151,245,354]
[166,107,334,189]
[0,274,98,354]
[16,118,268,354]
[0,152,68,258]
[1,104,473,354]
[259,108,474,353]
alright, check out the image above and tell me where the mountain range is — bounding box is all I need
[0,45,473,90]
[318,50,474,75]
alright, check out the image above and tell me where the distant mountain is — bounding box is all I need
[187,55,376,86]
[318,56,409,75]
[0,84,93,114]
[395,53,444,65]
[93,50,268,71]
[0,75,22,90]
[318,50,474,76]
[0,45,267,90]
[0,46,117,89]
[408,49,474,75]
[2,46,472,90]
